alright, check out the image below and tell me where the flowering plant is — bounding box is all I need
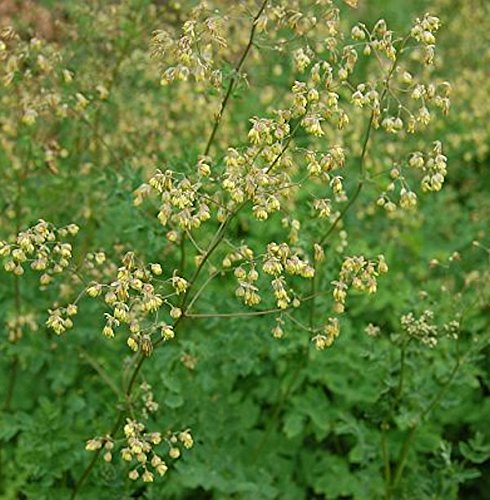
[1,1,489,498]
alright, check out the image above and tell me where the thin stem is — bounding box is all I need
[70,413,124,500]
[308,110,374,329]
[125,355,145,398]
[251,346,308,463]
[317,38,405,247]
[264,115,305,175]
[395,339,410,402]
[311,42,406,333]
[285,312,313,333]
[185,229,205,254]
[185,291,319,319]
[381,427,392,499]
[3,358,18,412]
[318,112,373,246]
[388,426,416,498]
[186,308,283,319]
[78,348,122,398]
[3,272,21,411]
[179,233,186,274]
[384,294,489,499]
[308,262,317,331]
[3,153,26,411]
[75,210,238,497]
[185,270,220,312]
[203,0,268,156]
[72,8,265,475]
[389,356,463,496]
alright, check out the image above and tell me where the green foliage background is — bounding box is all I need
[1,0,489,499]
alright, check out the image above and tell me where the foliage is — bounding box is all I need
[0,0,489,498]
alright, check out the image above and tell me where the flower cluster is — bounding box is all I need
[140,382,159,418]
[332,255,388,314]
[215,241,312,312]
[433,0,490,164]
[0,220,78,282]
[267,2,338,43]
[365,323,381,337]
[414,141,448,193]
[262,242,314,309]
[222,245,255,269]
[120,419,193,483]
[85,435,114,463]
[310,255,388,350]
[150,3,227,88]
[220,245,262,306]
[306,145,346,183]
[134,168,211,237]
[5,313,38,343]
[401,310,461,348]
[312,317,341,350]
[410,13,441,65]
[401,310,439,348]
[345,14,447,133]
[0,27,69,123]
[376,141,448,213]
[85,252,178,354]
[46,303,78,335]
[121,419,168,482]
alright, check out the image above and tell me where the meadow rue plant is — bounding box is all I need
[1,1,489,498]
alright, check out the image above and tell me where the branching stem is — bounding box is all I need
[71,4,270,496]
